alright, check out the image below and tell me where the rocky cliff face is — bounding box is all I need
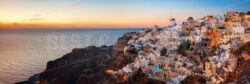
[17,32,153,84]
[16,31,250,84]
[39,46,111,84]
[234,42,250,84]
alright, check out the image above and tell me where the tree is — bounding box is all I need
[178,40,191,55]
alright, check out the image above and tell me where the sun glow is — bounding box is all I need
[0,0,250,28]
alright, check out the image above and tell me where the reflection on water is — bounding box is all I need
[0,28,139,84]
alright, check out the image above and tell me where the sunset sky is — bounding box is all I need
[0,0,250,28]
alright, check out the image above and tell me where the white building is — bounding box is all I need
[231,27,245,38]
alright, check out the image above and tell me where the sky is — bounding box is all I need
[0,0,250,28]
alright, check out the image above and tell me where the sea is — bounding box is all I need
[0,28,140,84]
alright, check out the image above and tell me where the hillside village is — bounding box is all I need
[107,11,250,84]
[18,11,250,84]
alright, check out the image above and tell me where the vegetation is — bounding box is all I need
[177,40,191,55]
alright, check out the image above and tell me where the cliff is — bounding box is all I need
[16,31,250,84]
[234,42,250,83]
[16,32,155,84]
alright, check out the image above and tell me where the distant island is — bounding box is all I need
[17,11,250,84]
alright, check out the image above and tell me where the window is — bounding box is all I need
[204,43,208,47]
[190,47,194,51]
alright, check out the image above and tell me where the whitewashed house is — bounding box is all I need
[231,27,245,38]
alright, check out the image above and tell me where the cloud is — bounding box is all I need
[29,14,47,21]
[29,18,47,21]
[13,22,18,25]
[21,14,47,22]
[9,14,48,25]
